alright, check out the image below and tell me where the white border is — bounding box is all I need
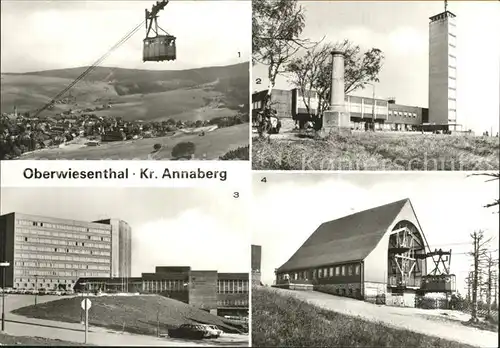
[0,160,250,188]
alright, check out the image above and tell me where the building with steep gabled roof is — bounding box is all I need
[275,199,433,307]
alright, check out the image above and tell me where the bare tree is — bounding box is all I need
[287,39,384,127]
[481,252,499,317]
[467,173,500,213]
[252,0,313,110]
[469,230,492,322]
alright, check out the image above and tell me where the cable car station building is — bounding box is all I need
[274,199,456,307]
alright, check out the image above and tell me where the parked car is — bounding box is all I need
[204,325,223,338]
[168,324,210,339]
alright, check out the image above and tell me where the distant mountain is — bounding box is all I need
[1,62,249,120]
[6,62,248,98]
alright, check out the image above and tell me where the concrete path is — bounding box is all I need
[1,294,248,346]
[270,288,498,348]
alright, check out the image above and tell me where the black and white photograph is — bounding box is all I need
[251,172,499,347]
[0,0,250,161]
[0,187,249,346]
[251,0,500,170]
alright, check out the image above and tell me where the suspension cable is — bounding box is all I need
[34,20,145,118]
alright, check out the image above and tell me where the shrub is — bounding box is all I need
[171,141,196,159]
[153,143,162,151]
[219,145,249,160]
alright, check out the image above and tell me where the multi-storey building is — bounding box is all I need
[0,212,131,291]
[94,218,132,278]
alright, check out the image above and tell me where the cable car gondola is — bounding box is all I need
[143,0,176,62]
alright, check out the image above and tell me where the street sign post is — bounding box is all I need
[81,298,92,343]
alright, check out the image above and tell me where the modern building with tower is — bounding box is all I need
[0,212,131,291]
[75,266,249,317]
[274,199,456,308]
[428,7,459,131]
[252,5,461,133]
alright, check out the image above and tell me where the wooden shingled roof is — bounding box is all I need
[277,199,410,273]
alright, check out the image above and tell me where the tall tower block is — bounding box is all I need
[428,6,457,130]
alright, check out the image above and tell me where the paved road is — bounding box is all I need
[271,288,497,348]
[1,294,248,346]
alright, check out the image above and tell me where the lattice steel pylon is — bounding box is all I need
[388,222,425,288]
[426,248,452,276]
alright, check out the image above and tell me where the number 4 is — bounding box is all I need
[261,177,267,183]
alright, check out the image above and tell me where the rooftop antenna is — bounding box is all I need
[444,0,448,12]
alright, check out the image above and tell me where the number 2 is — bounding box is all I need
[256,78,262,84]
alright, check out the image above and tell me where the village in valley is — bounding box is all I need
[0,99,248,160]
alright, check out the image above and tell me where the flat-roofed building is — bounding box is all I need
[75,266,249,317]
[252,89,428,131]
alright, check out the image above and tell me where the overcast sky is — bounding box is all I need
[252,1,500,135]
[1,0,250,72]
[252,172,499,295]
[1,187,249,276]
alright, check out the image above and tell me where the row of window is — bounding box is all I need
[143,280,187,292]
[16,245,111,257]
[15,261,109,271]
[279,264,361,281]
[217,280,249,294]
[17,220,110,235]
[217,300,248,307]
[14,270,107,277]
[16,227,111,240]
[15,252,110,261]
[16,278,74,284]
[390,110,417,118]
[16,234,111,247]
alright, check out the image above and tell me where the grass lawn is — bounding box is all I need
[252,132,500,170]
[12,295,242,336]
[252,286,475,348]
[0,332,89,346]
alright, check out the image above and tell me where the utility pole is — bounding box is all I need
[471,232,480,322]
[466,271,472,302]
[157,308,160,337]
